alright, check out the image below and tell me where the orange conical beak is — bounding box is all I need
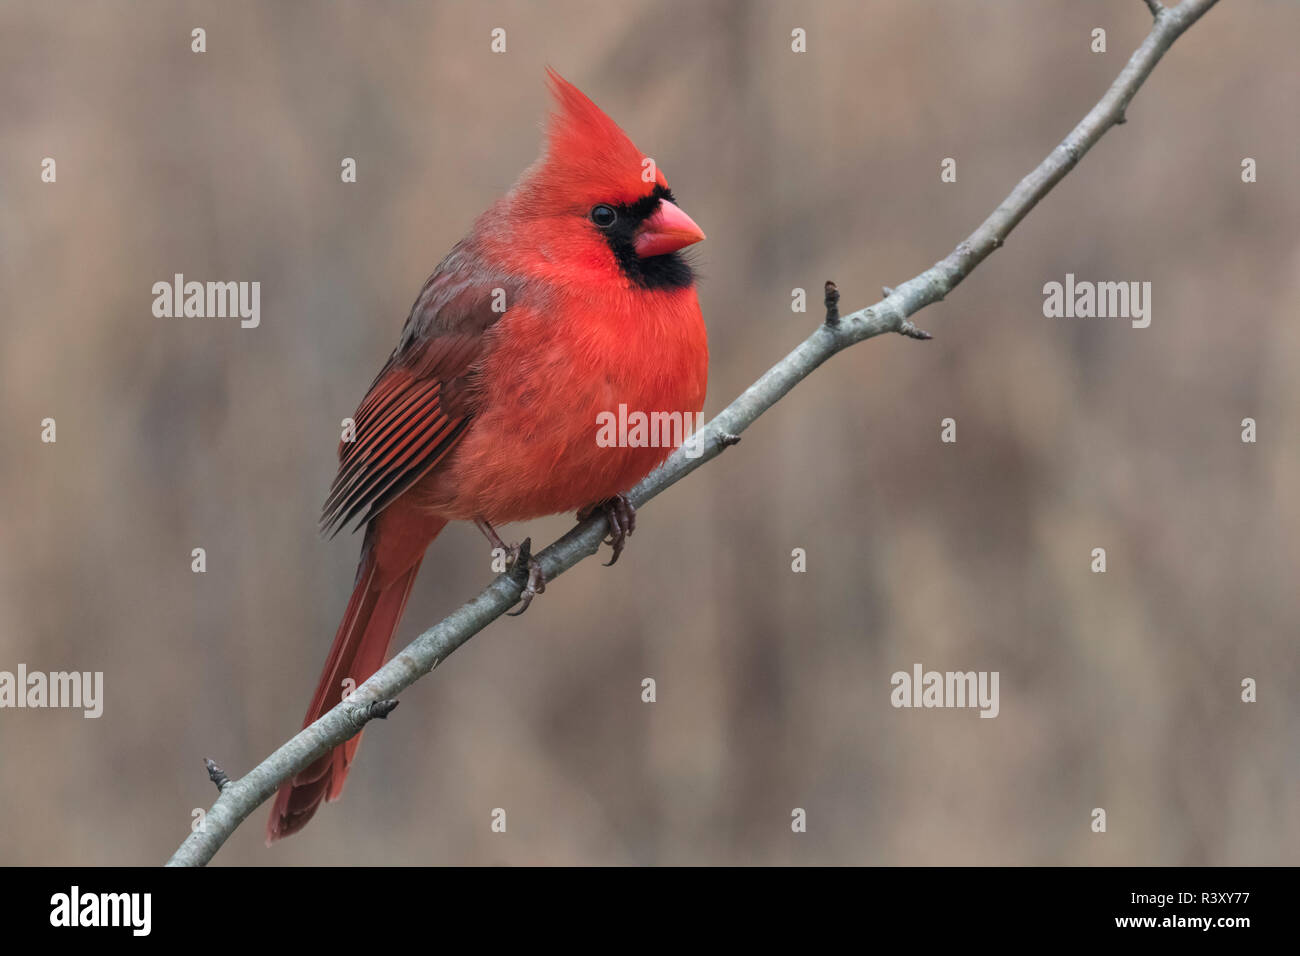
[634,199,706,258]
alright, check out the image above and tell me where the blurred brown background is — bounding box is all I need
[1,0,1295,866]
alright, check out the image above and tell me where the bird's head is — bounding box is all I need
[503,69,705,290]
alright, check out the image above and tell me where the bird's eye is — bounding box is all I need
[590,204,617,228]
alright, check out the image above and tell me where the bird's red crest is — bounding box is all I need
[528,68,668,208]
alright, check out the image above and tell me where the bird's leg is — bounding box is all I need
[577,493,637,566]
[474,518,546,615]
[474,517,511,558]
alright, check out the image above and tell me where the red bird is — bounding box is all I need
[266,71,707,842]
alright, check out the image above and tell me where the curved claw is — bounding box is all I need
[503,537,547,617]
[506,558,546,616]
[580,494,637,566]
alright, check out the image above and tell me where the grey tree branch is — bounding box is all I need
[166,0,1219,866]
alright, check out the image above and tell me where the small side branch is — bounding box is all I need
[205,759,231,793]
[898,320,934,341]
[356,699,399,723]
[823,280,840,325]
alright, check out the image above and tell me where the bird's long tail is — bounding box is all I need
[266,509,446,843]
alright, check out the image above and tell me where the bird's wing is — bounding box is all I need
[320,258,513,536]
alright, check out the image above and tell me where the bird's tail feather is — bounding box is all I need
[265,514,444,843]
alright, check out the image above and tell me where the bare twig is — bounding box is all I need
[204,759,231,793]
[166,0,1219,866]
[899,319,934,341]
[823,280,841,325]
[361,699,399,721]
[1142,0,1165,19]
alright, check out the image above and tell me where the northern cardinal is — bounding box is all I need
[266,71,707,842]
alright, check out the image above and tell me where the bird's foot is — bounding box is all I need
[505,537,547,617]
[578,494,637,566]
[475,518,546,615]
